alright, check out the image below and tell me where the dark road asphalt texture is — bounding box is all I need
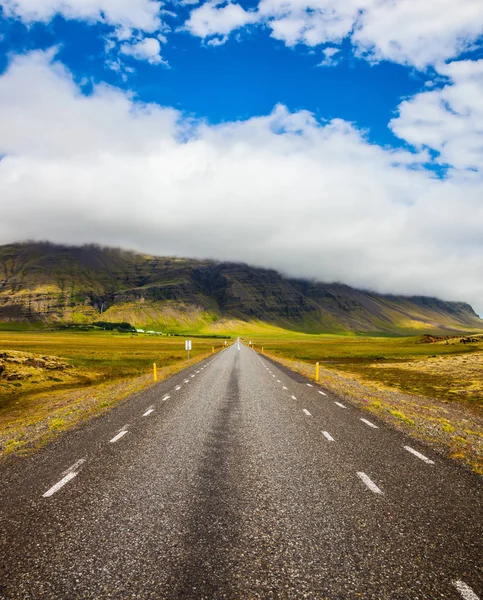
[0,342,482,599]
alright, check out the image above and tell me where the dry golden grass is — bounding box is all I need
[0,331,226,459]
[256,337,483,475]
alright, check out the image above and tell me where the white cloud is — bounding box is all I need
[4,0,482,70]
[121,37,166,64]
[353,0,483,68]
[185,0,483,68]
[258,0,367,47]
[0,0,163,32]
[1,51,483,314]
[183,1,257,41]
[316,46,341,67]
[391,59,483,172]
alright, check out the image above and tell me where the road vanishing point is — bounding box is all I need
[0,342,482,599]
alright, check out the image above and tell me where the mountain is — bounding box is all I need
[0,242,481,335]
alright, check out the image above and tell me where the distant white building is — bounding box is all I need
[136,329,145,333]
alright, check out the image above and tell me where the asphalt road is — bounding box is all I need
[0,341,482,599]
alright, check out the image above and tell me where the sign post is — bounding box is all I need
[185,339,192,362]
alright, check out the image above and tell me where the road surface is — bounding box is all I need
[0,341,482,599]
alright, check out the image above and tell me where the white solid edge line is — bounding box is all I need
[357,472,383,495]
[454,580,480,600]
[404,446,435,464]
[307,383,313,387]
[334,402,346,408]
[110,430,128,443]
[318,390,327,396]
[43,471,78,498]
[143,408,154,416]
[360,418,378,429]
[291,395,297,400]
[322,431,335,441]
[303,409,312,416]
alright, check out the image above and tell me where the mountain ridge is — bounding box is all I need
[0,241,481,335]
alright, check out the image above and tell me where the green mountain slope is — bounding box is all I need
[0,242,481,335]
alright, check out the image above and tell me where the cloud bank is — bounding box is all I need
[2,0,482,69]
[0,50,483,313]
[0,0,163,31]
[185,0,483,68]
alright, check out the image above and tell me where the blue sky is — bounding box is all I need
[0,0,483,311]
[0,7,437,147]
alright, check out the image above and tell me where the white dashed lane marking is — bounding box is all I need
[162,395,170,401]
[306,383,313,387]
[43,472,78,498]
[322,431,335,442]
[175,385,181,391]
[357,472,383,495]
[453,580,480,600]
[360,418,378,429]
[143,408,154,417]
[404,446,434,464]
[283,386,288,390]
[318,390,327,396]
[291,395,297,400]
[43,458,86,498]
[334,402,346,409]
[184,379,189,383]
[110,430,128,443]
[303,409,311,416]
[61,458,85,475]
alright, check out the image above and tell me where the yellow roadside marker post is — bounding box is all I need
[212,346,215,354]
[153,363,157,382]
[316,362,320,382]
[262,347,264,354]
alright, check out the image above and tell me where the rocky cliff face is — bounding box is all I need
[0,242,481,334]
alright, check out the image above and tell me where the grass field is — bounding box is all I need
[248,332,483,473]
[0,330,227,387]
[0,331,228,458]
[249,333,483,407]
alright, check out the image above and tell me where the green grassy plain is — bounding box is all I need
[249,332,483,473]
[0,331,229,458]
[249,333,483,406]
[0,331,227,393]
